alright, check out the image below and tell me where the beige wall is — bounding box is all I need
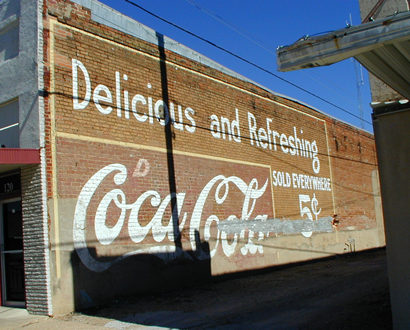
[373,108,410,328]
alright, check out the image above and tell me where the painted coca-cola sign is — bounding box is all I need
[51,26,335,276]
[60,139,274,272]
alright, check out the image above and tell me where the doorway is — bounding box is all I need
[0,198,25,306]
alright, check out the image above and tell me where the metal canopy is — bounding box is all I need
[276,11,410,99]
[0,148,40,172]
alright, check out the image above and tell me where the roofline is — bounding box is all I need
[71,0,374,135]
[276,10,410,72]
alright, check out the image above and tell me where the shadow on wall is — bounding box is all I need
[70,232,211,310]
[70,31,212,311]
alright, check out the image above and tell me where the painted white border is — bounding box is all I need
[52,18,336,228]
[71,0,373,135]
[55,21,326,122]
[37,0,53,315]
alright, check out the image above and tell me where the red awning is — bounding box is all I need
[0,148,40,165]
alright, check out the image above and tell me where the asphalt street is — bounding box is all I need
[1,248,391,329]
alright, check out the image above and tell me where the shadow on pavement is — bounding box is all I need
[75,248,392,329]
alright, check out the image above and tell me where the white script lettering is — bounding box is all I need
[73,163,269,272]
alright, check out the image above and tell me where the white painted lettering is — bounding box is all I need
[93,84,113,115]
[72,59,91,110]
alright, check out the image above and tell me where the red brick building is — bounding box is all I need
[0,0,384,314]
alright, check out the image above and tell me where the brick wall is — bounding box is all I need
[42,0,384,312]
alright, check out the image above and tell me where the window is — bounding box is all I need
[0,99,19,148]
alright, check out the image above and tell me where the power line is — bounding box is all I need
[123,0,372,126]
[51,87,378,168]
[184,0,360,112]
[65,8,376,148]
[84,12,376,148]
[184,0,274,56]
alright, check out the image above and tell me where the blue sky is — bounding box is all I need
[99,0,373,132]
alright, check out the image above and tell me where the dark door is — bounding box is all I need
[1,200,25,306]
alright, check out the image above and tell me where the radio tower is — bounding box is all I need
[354,59,365,129]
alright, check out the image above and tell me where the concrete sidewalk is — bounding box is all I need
[0,306,159,329]
[0,307,48,329]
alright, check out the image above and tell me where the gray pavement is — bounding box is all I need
[0,248,391,329]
